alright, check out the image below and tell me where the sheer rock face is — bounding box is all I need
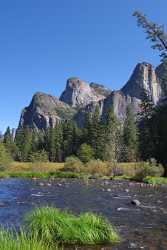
[121,62,161,104]
[18,92,75,130]
[60,78,105,108]
[18,62,165,130]
[102,91,140,121]
[155,61,167,98]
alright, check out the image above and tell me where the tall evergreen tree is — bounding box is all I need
[138,91,154,160]
[85,106,106,159]
[46,124,63,162]
[123,106,138,162]
[3,127,17,159]
[103,107,121,162]
[15,127,33,161]
[150,104,167,175]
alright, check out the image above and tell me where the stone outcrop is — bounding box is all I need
[18,61,165,130]
[102,91,140,121]
[155,61,167,97]
[121,62,161,104]
[60,77,106,108]
[89,82,112,97]
[18,92,75,130]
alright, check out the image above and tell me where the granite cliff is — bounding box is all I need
[18,62,165,130]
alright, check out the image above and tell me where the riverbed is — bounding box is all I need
[0,178,166,249]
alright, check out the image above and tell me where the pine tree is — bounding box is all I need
[15,127,33,161]
[133,11,167,61]
[150,104,167,175]
[123,106,138,162]
[138,91,154,160]
[77,143,94,163]
[85,106,106,159]
[46,124,63,162]
[103,107,121,162]
[62,121,75,158]
[3,127,17,159]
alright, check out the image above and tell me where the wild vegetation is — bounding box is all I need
[0,229,53,250]
[0,206,120,250]
[25,207,120,245]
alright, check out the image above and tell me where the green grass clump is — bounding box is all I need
[0,229,53,250]
[143,176,167,185]
[25,207,120,245]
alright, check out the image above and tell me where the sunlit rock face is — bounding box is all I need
[121,62,161,104]
[18,92,75,131]
[18,62,165,130]
[59,77,105,108]
[101,91,140,121]
[156,61,167,99]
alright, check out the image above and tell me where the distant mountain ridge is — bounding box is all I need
[18,61,166,130]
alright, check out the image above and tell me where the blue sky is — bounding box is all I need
[0,0,166,132]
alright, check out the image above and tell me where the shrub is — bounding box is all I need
[0,143,11,170]
[77,143,94,163]
[29,150,48,163]
[85,160,109,176]
[143,176,167,185]
[25,206,120,245]
[134,161,164,181]
[64,156,84,172]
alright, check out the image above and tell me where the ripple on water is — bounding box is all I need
[0,178,166,249]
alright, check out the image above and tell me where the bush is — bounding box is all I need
[85,160,109,176]
[29,150,48,163]
[134,160,164,181]
[143,176,167,185]
[64,156,84,173]
[25,206,120,245]
[77,143,94,163]
[0,143,11,170]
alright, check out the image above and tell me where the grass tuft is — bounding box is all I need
[25,206,120,245]
[0,228,54,250]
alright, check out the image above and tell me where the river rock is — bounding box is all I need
[131,199,141,206]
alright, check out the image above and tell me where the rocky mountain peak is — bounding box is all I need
[90,82,112,97]
[18,92,75,131]
[121,62,161,104]
[59,77,105,108]
[18,61,166,131]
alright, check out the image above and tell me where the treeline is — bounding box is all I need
[1,95,167,174]
[2,105,138,164]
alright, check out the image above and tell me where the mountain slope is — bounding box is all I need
[18,62,164,130]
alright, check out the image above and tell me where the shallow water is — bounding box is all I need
[0,178,166,249]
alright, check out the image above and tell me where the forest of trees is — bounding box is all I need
[1,105,139,163]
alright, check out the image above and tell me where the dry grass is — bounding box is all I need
[85,160,109,176]
[115,162,141,176]
[8,162,64,173]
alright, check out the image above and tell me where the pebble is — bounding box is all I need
[129,242,137,248]
[131,199,141,206]
[117,207,131,211]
